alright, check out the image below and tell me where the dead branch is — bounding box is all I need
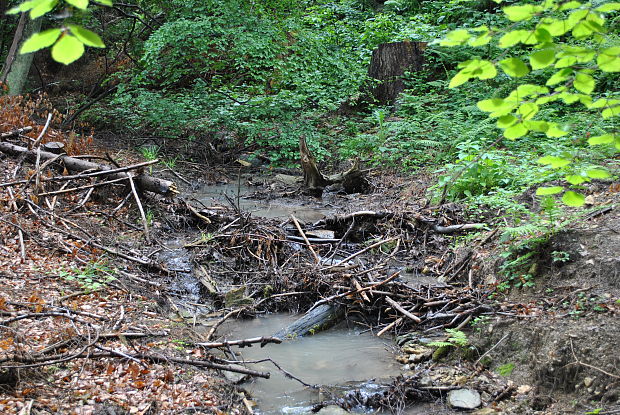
[1,126,33,138]
[0,141,177,196]
[197,336,282,349]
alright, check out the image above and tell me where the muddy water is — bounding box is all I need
[220,314,400,414]
[192,183,332,222]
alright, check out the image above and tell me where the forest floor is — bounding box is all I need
[1,120,619,415]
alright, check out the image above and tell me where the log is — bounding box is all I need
[273,304,344,339]
[0,141,177,196]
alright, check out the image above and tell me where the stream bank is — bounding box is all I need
[1,129,619,414]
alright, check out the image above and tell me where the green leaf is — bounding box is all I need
[546,68,572,85]
[497,114,518,128]
[536,186,564,195]
[499,30,531,48]
[475,60,497,79]
[7,0,37,13]
[449,71,470,88]
[588,133,614,145]
[566,174,587,185]
[478,98,503,112]
[586,169,611,179]
[51,34,84,65]
[530,49,555,69]
[504,122,528,139]
[597,47,620,72]
[538,155,571,168]
[602,105,620,119]
[65,0,88,9]
[503,4,542,21]
[538,17,571,36]
[68,25,105,47]
[440,29,470,46]
[524,120,549,132]
[20,28,62,54]
[499,57,530,77]
[545,123,569,137]
[94,0,113,4]
[517,102,539,119]
[596,2,620,12]
[29,0,57,19]
[559,1,582,10]
[562,191,585,206]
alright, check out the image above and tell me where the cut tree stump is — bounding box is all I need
[273,304,344,339]
[299,136,369,196]
[367,41,426,105]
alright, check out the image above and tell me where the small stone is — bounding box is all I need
[517,384,532,394]
[447,389,482,409]
[584,377,594,388]
[317,405,348,414]
[223,365,250,384]
[473,408,496,415]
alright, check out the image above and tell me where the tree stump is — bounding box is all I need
[298,136,370,196]
[367,41,426,105]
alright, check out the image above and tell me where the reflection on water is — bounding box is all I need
[193,183,332,222]
[219,314,400,414]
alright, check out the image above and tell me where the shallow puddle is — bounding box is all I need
[193,183,332,222]
[219,314,401,414]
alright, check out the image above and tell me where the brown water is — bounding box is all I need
[193,183,332,222]
[219,314,400,414]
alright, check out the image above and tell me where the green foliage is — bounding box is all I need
[439,0,620,205]
[428,328,469,348]
[9,0,108,64]
[497,362,515,376]
[57,260,116,291]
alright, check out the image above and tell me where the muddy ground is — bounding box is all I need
[1,113,619,415]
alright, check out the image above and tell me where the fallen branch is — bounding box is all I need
[0,126,33,138]
[385,296,421,323]
[0,141,177,196]
[197,336,282,349]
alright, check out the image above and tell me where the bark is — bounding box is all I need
[273,304,344,339]
[0,141,177,196]
[1,14,42,95]
[299,136,369,196]
[367,41,426,105]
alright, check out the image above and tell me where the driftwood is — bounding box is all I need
[0,141,178,196]
[299,136,369,196]
[273,304,344,339]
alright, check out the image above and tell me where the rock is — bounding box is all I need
[224,286,253,307]
[473,409,496,415]
[584,376,594,388]
[447,389,482,409]
[517,384,532,394]
[402,345,433,363]
[223,365,250,384]
[317,405,348,414]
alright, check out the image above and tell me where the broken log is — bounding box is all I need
[299,136,369,196]
[273,304,344,339]
[0,141,177,196]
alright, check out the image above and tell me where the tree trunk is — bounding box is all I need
[273,304,344,339]
[299,135,331,196]
[367,41,426,105]
[1,14,41,95]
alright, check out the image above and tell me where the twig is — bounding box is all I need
[291,214,319,264]
[31,113,53,148]
[385,297,421,323]
[475,333,509,365]
[128,174,150,243]
[321,237,398,271]
[569,338,620,379]
[376,317,402,337]
[205,308,245,341]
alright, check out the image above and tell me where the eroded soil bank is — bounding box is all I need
[1,129,619,415]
